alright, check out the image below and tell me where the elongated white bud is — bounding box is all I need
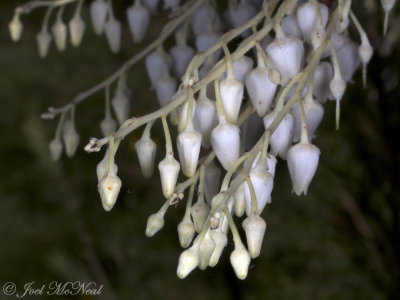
[228,1,256,37]
[291,96,324,142]
[155,73,177,107]
[195,31,221,61]
[296,2,328,40]
[90,0,108,35]
[145,211,165,237]
[96,152,118,182]
[98,172,121,211]
[69,15,85,47]
[193,91,218,149]
[190,198,209,233]
[63,120,79,157]
[51,19,67,52]
[145,50,170,88]
[281,15,302,39]
[244,166,274,216]
[111,90,130,125]
[190,4,217,36]
[127,1,150,43]
[177,128,202,177]
[36,29,52,58]
[209,228,228,267]
[245,66,277,117]
[177,216,196,248]
[170,44,195,79]
[252,152,278,178]
[287,142,320,195]
[49,138,63,161]
[198,230,216,270]
[223,56,254,83]
[158,154,180,198]
[135,135,156,179]
[9,14,23,42]
[329,76,346,102]
[204,160,221,205]
[100,116,117,137]
[234,183,245,217]
[266,37,304,85]
[336,38,360,82]
[177,100,196,132]
[177,243,199,279]
[242,214,267,258]
[313,62,333,103]
[230,243,251,280]
[219,77,244,124]
[263,111,294,159]
[211,120,240,171]
[105,17,122,53]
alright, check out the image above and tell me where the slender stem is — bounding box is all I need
[54,111,66,139]
[41,5,53,31]
[74,0,84,18]
[105,85,111,119]
[184,183,196,216]
[198,164,205,199]
[257,130,271,169]
[221,153,250,191]
[214,79,225,121]
[298,99,309,144]
[16,0,77,14]
[142,120,155,139]
[222,43,234,78]
[246,176,258,215]
[161,115,173,155]
[223,207,242,246]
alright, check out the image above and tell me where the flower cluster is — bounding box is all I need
[10,0,393,279]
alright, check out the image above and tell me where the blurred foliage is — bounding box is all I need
[0,1,399,299]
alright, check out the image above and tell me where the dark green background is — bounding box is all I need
[0,1,398,299]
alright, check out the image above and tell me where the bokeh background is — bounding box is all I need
[0,1,399,299]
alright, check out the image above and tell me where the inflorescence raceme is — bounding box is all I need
[9,0,394,279]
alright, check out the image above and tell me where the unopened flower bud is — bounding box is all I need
[98,172,121,211]
[155,72,177,107]
[336,38,360,82]
[127,1,150,43]
[90,0,108,35]
[177,243,199,279]
[105,17,122,53]
[329,76,346,102]
[69,15,85,47]
[177,100,195,132]
[219,76,244,123]
[242,214,267,258]
[287,142,320,196]
[135,135,156,179]
[63,121,79,157]
[158,154,180,198]
[228,1,256,37]
[145,49,171,88]
[145,211,165,237]
[190,198,209,232]
[100,116,117,137]
[51,18,67,52]
[252,152,278,178]
[313,62,333,103]
[234,183,245,217]
[9,14,23,42]
[230,243,251,280]
[111,90,130,125]
[198,230,216,270]
[36,29,52,58]
[49,138,63,161]
[170,44,195,79]
[177,127,202,177]
[296,2,328,40]
[209,228,228,267]
[281,15,302,39]
[177,216,196,248]
[96,154,118,182]
[223,56,253,83]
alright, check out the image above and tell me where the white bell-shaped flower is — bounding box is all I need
[252,152,278,178]
[209,228,228,267]
[127,1,150,43]
[266,37,304,85]
[204,160,221,205]
[313,62,333,103]
[36,29,52,58]
[98,172,121,211]
[177,125,202,177]
[135,134,156,179]
[105,17,122,53]
[336,38,360,82]
[9,14,23,42]
[170,44,195,79]
[145,49,171,88]
[177,243,199,279]
[63,120,80,157]
[230,243,251,280]
[211,118,240,171]
[158,153,180,198]
[177,100,196,132]
[198,230,216,270]
[234,183,245,217]
[96,150,118,182]
[177,215,196,248]
[263,111,294,159]
[111,90,130,125]
[190,3,217,36]
[145,211,165,237]
[100,116,117,137]
[291,95,324,142]
[90,0,108,35]
[242,214,267,258]
[219,75,244,124]
[228,0,257,37]
[155,71,177,107]
[244,165,274,216]
[281,15,302,39]
[51,18,67,52]
[296,2,328,40]
[69,15,85,47]
[163,0,180,10]
[49,138,63,161]
[245,63,277,117]
[143,0,159,14]
[190,197,209,233]
[193,88,218,149]
[287,141,320,196]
